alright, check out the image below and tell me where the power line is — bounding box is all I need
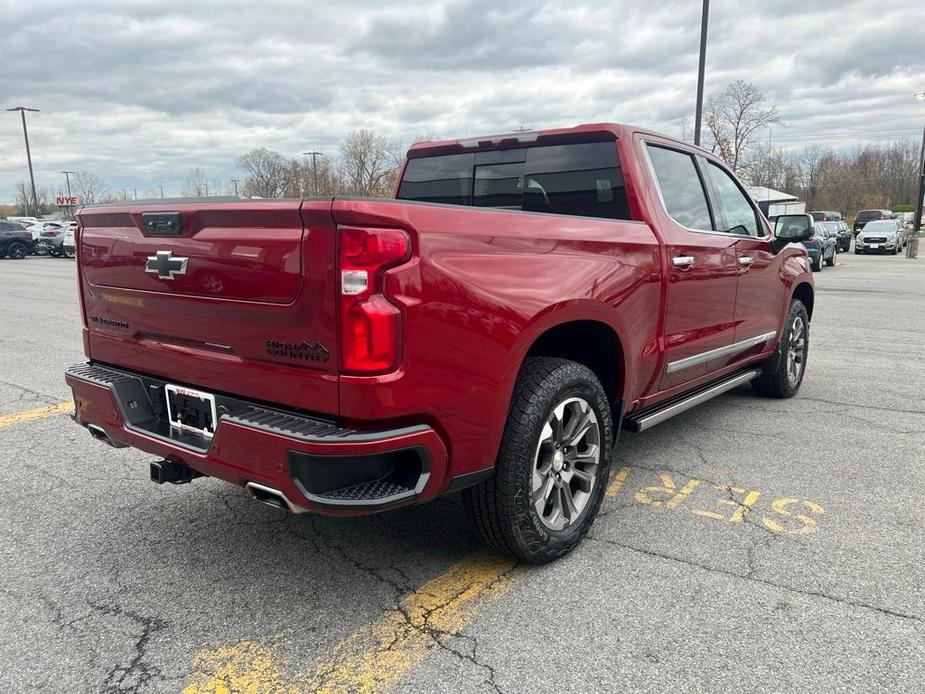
[770,128,921,142]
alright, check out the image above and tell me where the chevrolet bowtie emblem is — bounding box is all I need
[145,250,189,280]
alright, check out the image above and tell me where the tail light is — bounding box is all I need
[338,226,411,374]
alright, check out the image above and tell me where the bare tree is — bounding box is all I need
[704,80,780,172]
[71,171,109,205]
[338,129,402,197]
[181,168,210,197]
[237,148,289,198]
[14,182,53,216]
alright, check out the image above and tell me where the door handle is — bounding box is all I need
[672,255,695,268]
[738,256,754,266]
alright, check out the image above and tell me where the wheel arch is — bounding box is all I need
[522,318,626,418]
[791,281,814,320]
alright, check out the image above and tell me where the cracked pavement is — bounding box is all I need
[1,254,923,693]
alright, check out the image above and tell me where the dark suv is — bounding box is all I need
[0,221,34,259]
[854,209,892,233]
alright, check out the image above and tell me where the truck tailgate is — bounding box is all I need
[77,199,341,415]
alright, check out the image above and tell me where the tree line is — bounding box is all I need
[8,82,921,219]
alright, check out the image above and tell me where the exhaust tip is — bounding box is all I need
[87,423,128,448]
[245,482,302,513]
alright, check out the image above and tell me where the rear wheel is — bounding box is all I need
[64,247,76,259]
[825,249,836,267]
[7,241,28,260]
[752,300,809,399]
[463,357,613,563]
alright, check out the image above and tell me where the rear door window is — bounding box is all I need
[646,145,714,230]
[397,152,475,205]
[398,141,631,220]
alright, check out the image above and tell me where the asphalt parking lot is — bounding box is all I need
[1,252,923,693]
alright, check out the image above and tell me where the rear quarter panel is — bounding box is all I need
[333,199,661,480]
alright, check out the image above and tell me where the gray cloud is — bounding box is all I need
[1,0,923,202]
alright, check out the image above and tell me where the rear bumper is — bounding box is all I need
[66,362,448,516]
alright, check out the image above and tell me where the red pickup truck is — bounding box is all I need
[67,123,815,562]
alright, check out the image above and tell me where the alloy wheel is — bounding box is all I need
[531,397,601,531]
[786,316,806,387]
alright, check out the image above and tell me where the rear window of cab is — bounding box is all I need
[397,141,632,221]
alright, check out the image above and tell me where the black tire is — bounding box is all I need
[752,300,809,399]
[7,241,28,260]
[64,247,76,259]
[812,256,822,271]
[825,251,835,267]
[463,357,614,563]
[855,249,861,255]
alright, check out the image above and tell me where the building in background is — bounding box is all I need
[746,186,805,218]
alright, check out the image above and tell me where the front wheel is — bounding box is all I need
[64,247,76,259]
[463,357,613,563]
[752,300,809,399]
[7,241,28,260]
[825,250,836,267]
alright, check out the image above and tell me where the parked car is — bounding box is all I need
[855,219,904,254]
[26,220,66,242]
[36,226,69,256]
[0,220,34,259]
[853,209,893,233]
[798,220,837,270]
[66,122,816,563]
[62,227,76,258]
[810,210,843,222]
[834,220,852,252]
[894,219,911,249]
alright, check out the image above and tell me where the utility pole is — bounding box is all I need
[133,188,137,200]
[204,182,209,197]
[231,178,240,196]
[159,185,164,199]
[303,151,322,196]
[6,106,40,215]
[60,170,76,218]
[693,0,710,146]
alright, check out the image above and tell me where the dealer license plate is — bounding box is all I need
[165,384,218,437]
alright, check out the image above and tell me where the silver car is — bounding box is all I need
[855,220,903,254]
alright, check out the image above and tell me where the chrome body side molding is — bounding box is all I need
[666,331,777,374]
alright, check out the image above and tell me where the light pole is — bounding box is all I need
[6,106,40,215]
[231,178,240,196]
[693,0,710,146]
[909,92,925,259]
[60,170,76,218]
[303,151,322,196]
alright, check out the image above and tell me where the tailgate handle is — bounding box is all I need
[142,212,183,236]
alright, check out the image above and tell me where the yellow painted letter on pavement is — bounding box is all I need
[635,473,700,509]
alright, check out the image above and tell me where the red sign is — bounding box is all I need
[55,195,79,206]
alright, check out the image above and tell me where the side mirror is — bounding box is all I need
[772,213,814,253]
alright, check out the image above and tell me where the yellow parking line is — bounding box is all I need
[606,466,631,496]
[0,401,73,429]
[183,551,518,694]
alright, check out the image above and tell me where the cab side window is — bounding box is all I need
[646,145,713,231]
[705,162,762,237]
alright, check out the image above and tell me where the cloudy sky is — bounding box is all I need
[1,0,924,203]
